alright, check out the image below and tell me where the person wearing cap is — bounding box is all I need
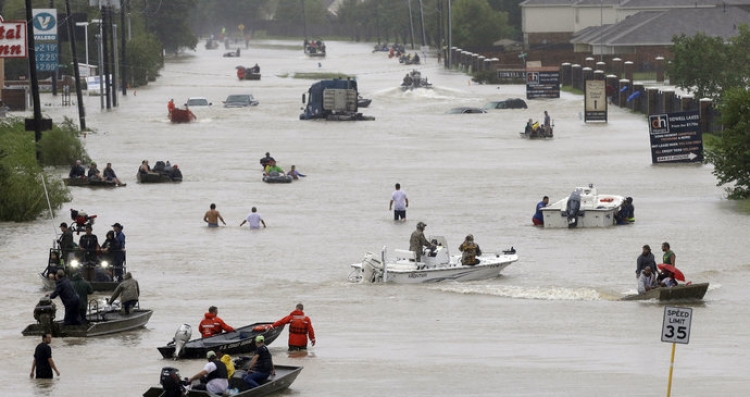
[242,335,274,389]
[458,235,482,266]
[259,152,275,169]
[109,272,140,314]
[69,160,85,178]
[637,265,658,294]
[57,222,75,262]
[272,303,316,351]
[636,245,657,278]
[199,306,235,338]
[87,162,104,181]
[409,222,435,262]
[102,162,126,186]
[616,197,635,224]
[187,350,229,394]
[111,223,126,281]
[389,183,409,222]
[204,204,227,227]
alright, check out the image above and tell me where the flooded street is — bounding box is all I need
[2,39,750,396]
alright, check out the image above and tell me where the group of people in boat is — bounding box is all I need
[139,159,183,180]
[187,303,315,394]
[524,111,553,138]
[303,39,325,54]
[259,152,306,179]
[69,160,127,186]
[408,222,482,266]
[51,221,127,283]
[636,242,681,294]
[167,99,196,120]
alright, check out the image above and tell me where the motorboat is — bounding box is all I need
[519,125,553,139]
[349,236,518,284]
[263,173,293,184]
[357,95,372,108]
[540,184,624,228]
[401,69,432,90]
[169,108,196,123]
[156,322,284,359]
[303,38,326,57]
[22,297,152,337]
[621,283,710,301]
[143,364,302,397]
[236,65,261,81]
[137,162,182,183]
[63,177,119,187]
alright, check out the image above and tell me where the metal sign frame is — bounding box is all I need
[661,306,693,344]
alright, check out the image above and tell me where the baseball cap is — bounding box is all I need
[255,335,264,343]
[206,350,216,359]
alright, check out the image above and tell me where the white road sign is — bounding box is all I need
[662,306,693,344]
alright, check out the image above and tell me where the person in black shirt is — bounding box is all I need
[48,271,81,325]
[30,334,60,379]
[78,224,100,280]
[69,160,85,178]
[242,335,274,388]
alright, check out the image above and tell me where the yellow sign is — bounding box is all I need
[238,24,245,32]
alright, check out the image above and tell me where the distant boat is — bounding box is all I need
[303,38,326,57]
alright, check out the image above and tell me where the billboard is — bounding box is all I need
[526,66,560,99]
[648,111,703,164]
[584,79,607,122]
[0,16,28,58]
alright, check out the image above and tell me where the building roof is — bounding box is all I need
[572,7,750,47]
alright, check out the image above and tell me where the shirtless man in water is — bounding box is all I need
[203,203,226,227]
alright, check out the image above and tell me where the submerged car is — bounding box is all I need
[186,97,211,107]
[223,94,259,108]
[445,107,487,114]
[484,98,528,110]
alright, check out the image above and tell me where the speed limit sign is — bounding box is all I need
[662,306,692,344]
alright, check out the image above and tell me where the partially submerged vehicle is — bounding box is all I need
[300,78,374,121]
[224,94,259,108]
[484,98,528,110]
[446,107,487,114]
[22,297,152,337]
[186,97,211,107]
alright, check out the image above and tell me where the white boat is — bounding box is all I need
[348,236,518,284]
[540,184,624,228]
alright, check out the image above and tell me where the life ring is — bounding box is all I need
[252,324,272,332]
[600,198,614,202]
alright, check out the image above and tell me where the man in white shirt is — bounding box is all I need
[389,183,409,222]
[240,207,266,229]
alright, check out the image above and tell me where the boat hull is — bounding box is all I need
[262,174,292,183]
[137,173,181,183]
[143,365,302,397]
[22,309,153,337]
[621,283,709,301]
[64,178,119,187]
[541,207,618,228]
[380,259,516,284]
[156,322,284,359]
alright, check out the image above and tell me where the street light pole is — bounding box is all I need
[75,22,89,67]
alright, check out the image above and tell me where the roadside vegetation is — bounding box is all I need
[0,118,82,222]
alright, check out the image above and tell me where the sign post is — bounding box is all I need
[661,306,693,397]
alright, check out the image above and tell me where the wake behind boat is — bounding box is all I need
[349,236,518,284]
[157,322,284,359]
[621,282,709,301]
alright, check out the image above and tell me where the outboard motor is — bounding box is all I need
[33,297,57,335]
[160,367,186,397]
[172,324,192,360]
[565,189,583,228]
[361,252,383,283]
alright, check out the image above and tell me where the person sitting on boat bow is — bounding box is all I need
[637,265,658,294]
[242,335,275,389]
[109,272,140,314]
[458,235,482,266]
[659,269,678,288]
[187,350,229,395]
[102,163,126,186]
[69,160,85,179]
[409,222,436,262]
[199,306,235,338]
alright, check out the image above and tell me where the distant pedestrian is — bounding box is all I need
[240,207,266,229]
[203,203,226,227]
[389,183,409,222]
[30,333,60,379]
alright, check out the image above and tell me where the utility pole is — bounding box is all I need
[50,0,58,96]
[102,5,111,109]
[25,0,44,160]
[64,0,86,129]
[120,0,127,95]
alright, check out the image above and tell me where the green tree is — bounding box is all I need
[705,88,750,199]
[126,33,163,87]
[451,0,511,48]
[142,0,198,52]
[666,32,731,100]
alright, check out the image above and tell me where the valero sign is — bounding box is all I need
[0,15,28,58]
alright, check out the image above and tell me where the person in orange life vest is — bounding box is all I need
[272,303,316,351]
[167,99,175,115]
[199,306,235,338]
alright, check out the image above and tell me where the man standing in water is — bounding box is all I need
[240,207,266,229]
[204,203,226,227]
[532,196,549,226]
[30,333,60,379]
[389,183,409,222]
[272,303,316,351]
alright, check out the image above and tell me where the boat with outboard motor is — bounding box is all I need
[169,107,196,123]
[357,95,372,108]
[540,184,625,228]
[156,322,284,359]
[621,282,710,301]
[143,363,302,397]
[41,247,125,292]
[349,236,518,284]
[64,177,120,187]
[236,65,261,80]
[401,69,432,90]
[22,297,152,337]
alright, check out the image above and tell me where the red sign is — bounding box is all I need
[0,15,28,58]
